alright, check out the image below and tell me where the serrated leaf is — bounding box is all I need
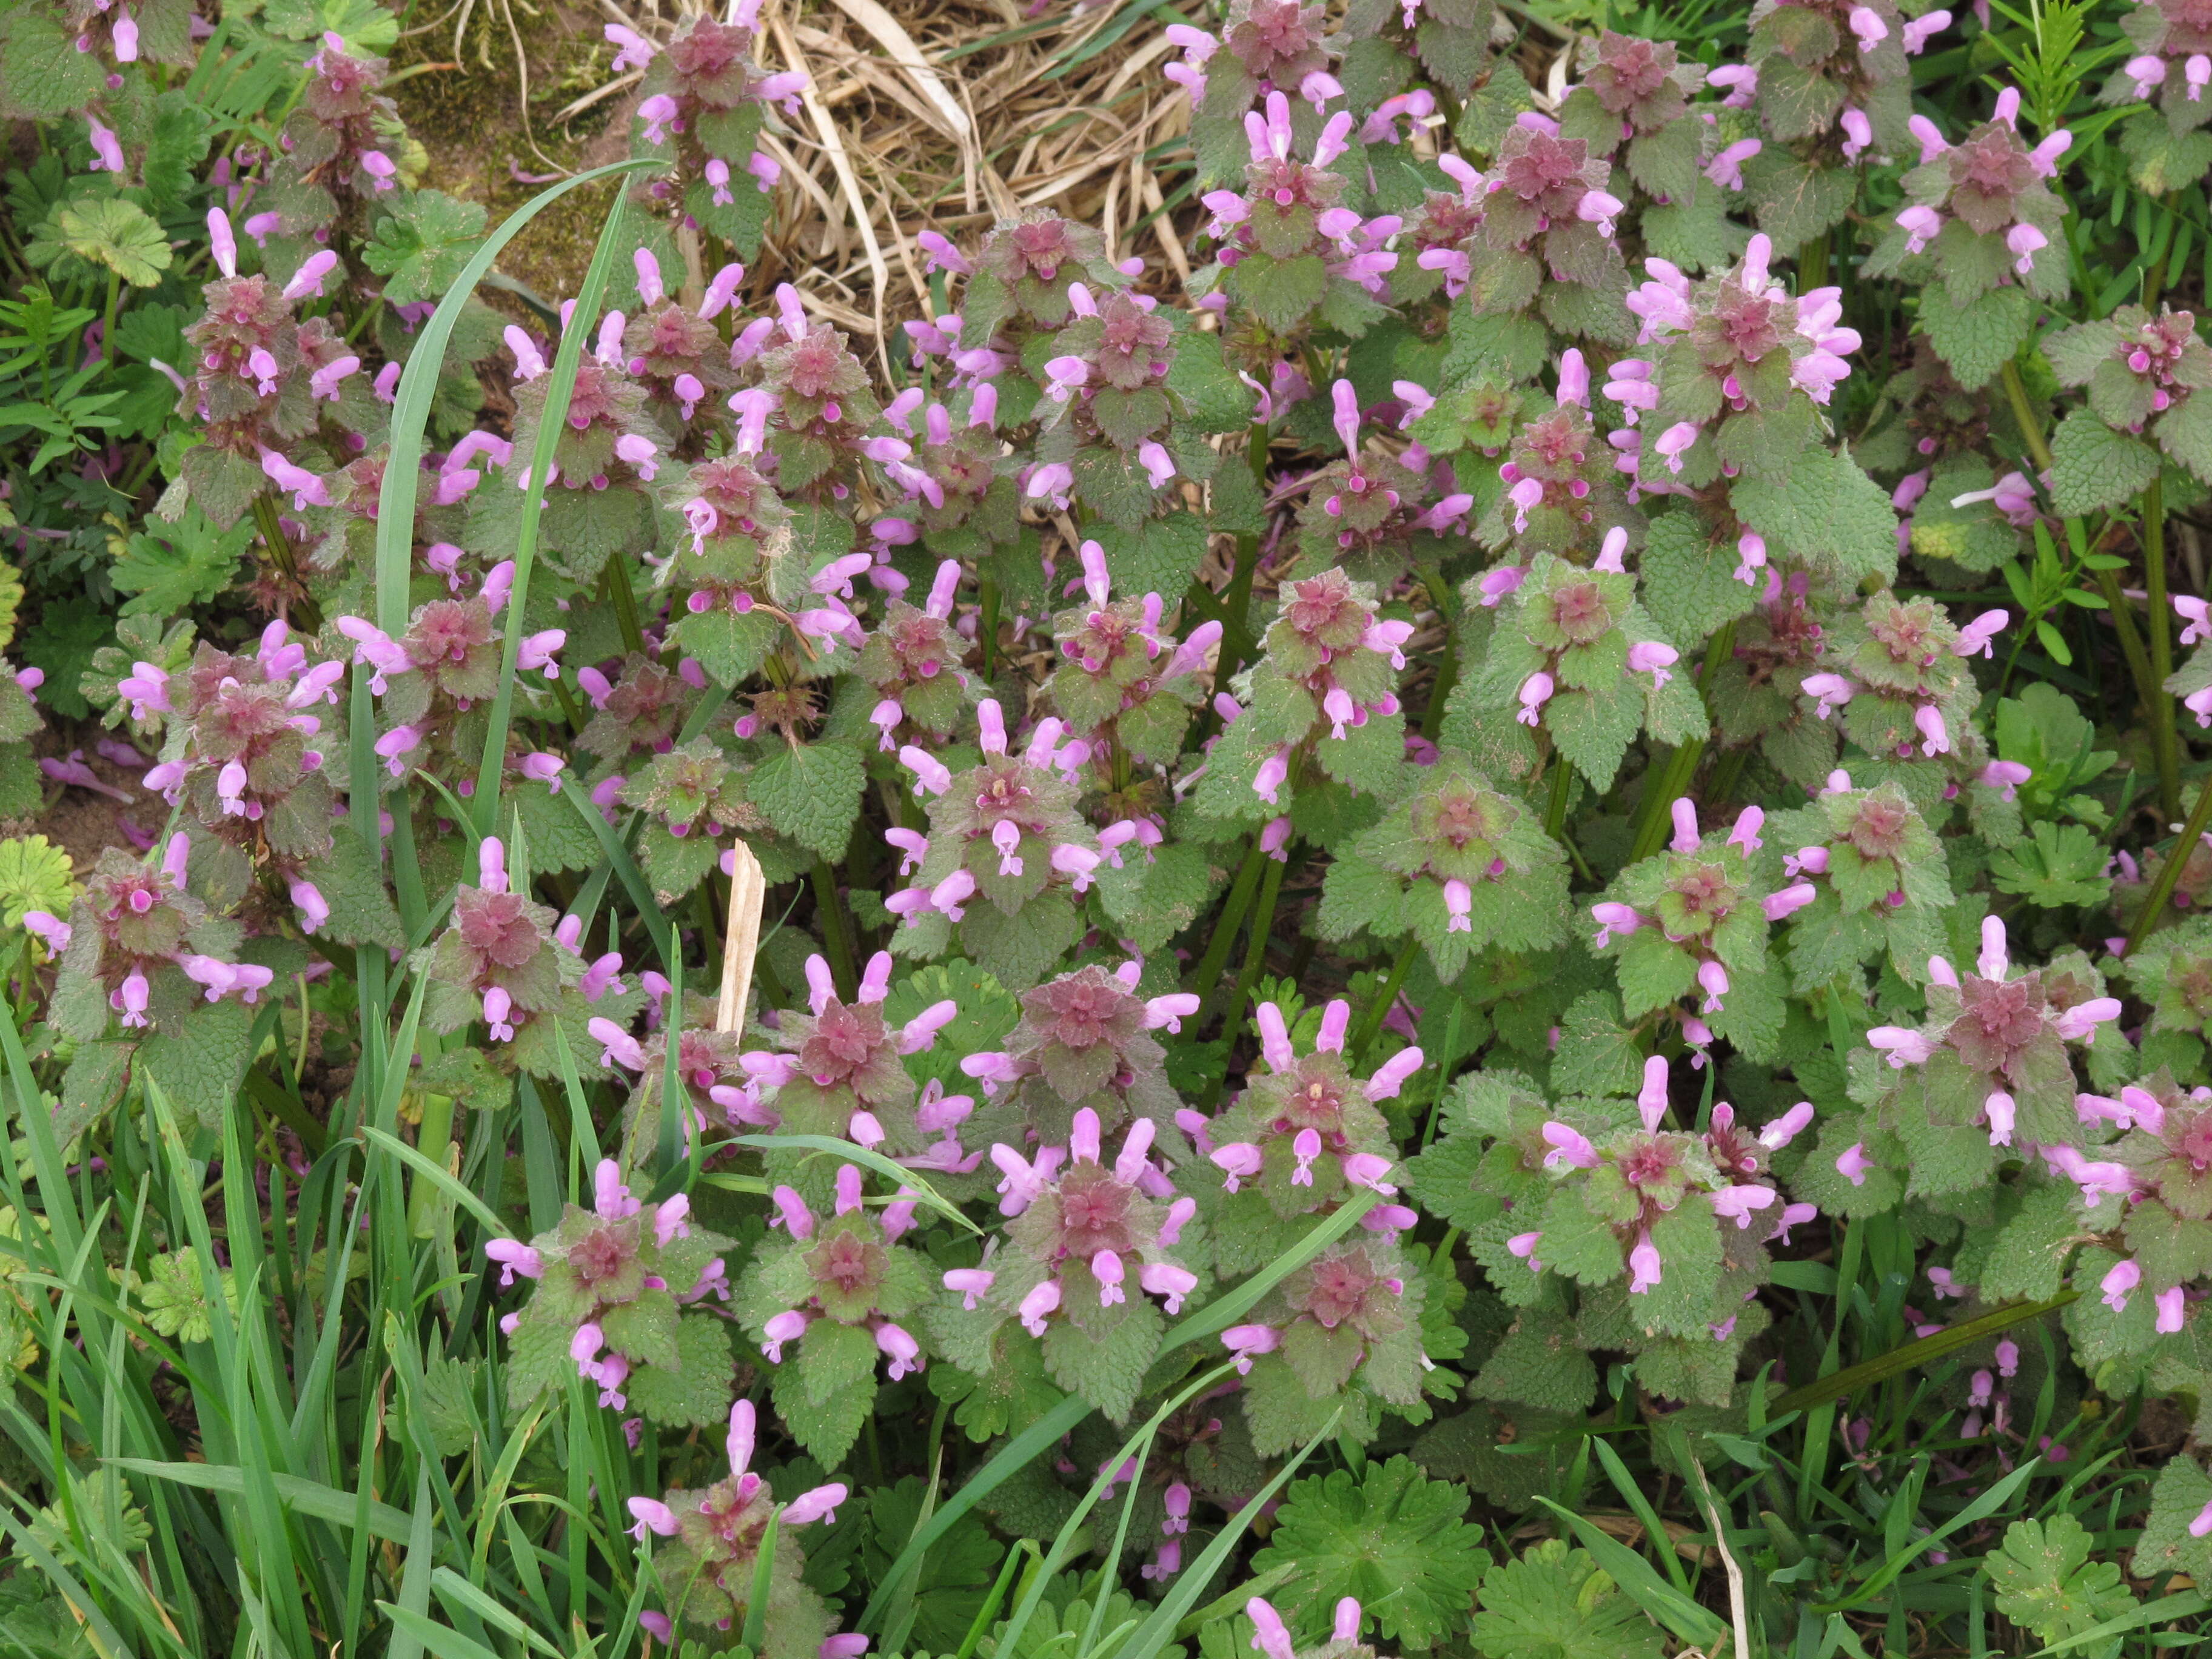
[2049,409,2161,517]
[110,504,252,617]
[1920,284,2031,391]
[748,742,865,860]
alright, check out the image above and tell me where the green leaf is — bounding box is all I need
[261,0,401,50]
[1920,284,2031,391]
[1250,1455,1488,1650]
[45,196,173,287]
[0,834,76,928]
[20,607,111,719]
[1989,821,2113,908]
[1986,1515,2136,1652]
[363,191,492,306]
[1728,446,1897,586]
[749,742,866,860]
[2049,409,2160,517]
[1469,1538,1666,1659]
[110,503,253,616]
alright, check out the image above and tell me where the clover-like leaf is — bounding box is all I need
[1469,1538,1666,1659]
[45,197,173,287]
[362,189,489,306]
[1250,1455,1489,1650]
[1985,1515,2136,1653]
[0,834,75,930]
[1989,820,2111,908]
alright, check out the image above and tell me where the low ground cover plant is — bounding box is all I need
[2,0,2212,1654]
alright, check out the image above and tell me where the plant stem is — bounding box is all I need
[1350,936,1421,1068]
[2126,773,2212,956]
[809,857,859,999]
[603,555,646,655]
[250,491,323,630]
[2143,475,2182,822]
[979,576,1000,679]
[407,1091,456,1239]
[2000,360,2055,470]
[1210,853,1289,1080]
[1191,842,1269,1016]
[1544,748,1572,839]
[1417,561,1460,739]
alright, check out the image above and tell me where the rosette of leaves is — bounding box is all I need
[985,964,1183,1147]
[575,653,702,765]
[1555,32,1719,218]
[1700,570,1840,787]
[1042,589,1208,765]
[961,210,1124,346]
[890,397,1027,560]
[765,978,931,1153]
[418,874,634,1079]
[501,354,671,571]
[618,736,763,902]
[2042,305,2212,516]
[1805,923,2115,1214]
[859,595,977,741]
[1766,778,1953,991]
[1450,551,1701,792]
[1738,0,1912,250]
[660,452,796,685]
[1190,0,1341,172]
[757,321,883,492]
[48,847,238,1040]
[732,1182,934,1462]
[901,739,1102,984]
[635,15,789,255]
[928,1112,1204,1421]
[1202,1025,1403,1273]
[1248,1455,1487,1651]
[1461,121,1630,349]
[1820,591,1985,761]
[625,296,737,429]
[1868,102,2070,394]
[1201,568,1407,816]
[501,1182,737,1426]
[1316,748,1569,979]
[175,271,328,527]
[1233,1235,1442,1454]
[1595,812,1784,1057]
[1476,390,1638,561]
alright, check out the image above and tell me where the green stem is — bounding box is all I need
[603,554,646,657]
[1206,854,1289,1103]
[1626,620,1735,862]
[407,1091,456,1239]
[250,491,323,631]
[2000,360,2055,471]
[1543,749,1572,839]
[100,269,119,378]
[2143,475,2182,823]
[1191,843,1270,1016]
[1350,936,1421,1068]
[2126,774,2212,956]
[2089,563,2164,759]
[809,858,859,1000]
[1417,561,1460,739]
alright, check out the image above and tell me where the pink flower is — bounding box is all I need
[1627,1232,1663,1293]
[1837,1142,1873,1186]
[1705,138,1760,190]
[1541,1122,1600,1170]
[1222,1322,1278,1373]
